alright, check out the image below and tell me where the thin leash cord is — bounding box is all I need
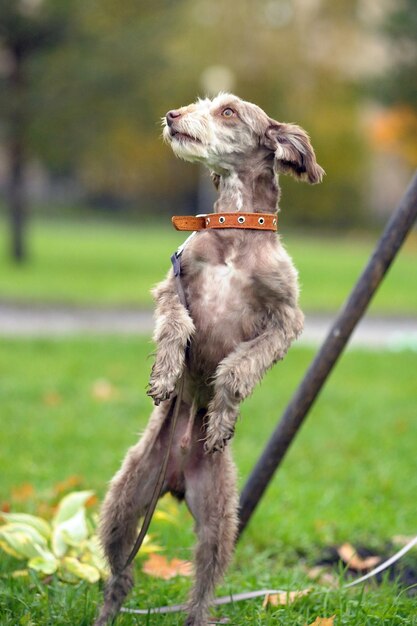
[123,375,185,570]
[121,533,417,613]
[344,534,417,588]
[122,250,189,571]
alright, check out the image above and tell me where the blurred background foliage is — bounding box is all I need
[0,0,416,260]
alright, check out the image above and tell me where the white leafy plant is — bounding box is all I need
[0,490,162,583]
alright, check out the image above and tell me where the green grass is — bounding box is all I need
[1,219,417,314]
[1,337,416,624]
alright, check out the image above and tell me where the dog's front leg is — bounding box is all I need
[148,272,195,405]
[205,305,303,453]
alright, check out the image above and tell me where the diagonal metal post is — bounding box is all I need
[238,171,417,537]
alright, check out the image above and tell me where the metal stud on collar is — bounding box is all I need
[219,216,226,224]
[258,217,265,225]
[238,216,245,224]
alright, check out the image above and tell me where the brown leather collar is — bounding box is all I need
[172,212,278,232]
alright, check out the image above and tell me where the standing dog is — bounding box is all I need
[94,93,324,626]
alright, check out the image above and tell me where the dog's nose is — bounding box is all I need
[166,109,181,127]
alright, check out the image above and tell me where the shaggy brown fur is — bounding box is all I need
[94,93,324,626]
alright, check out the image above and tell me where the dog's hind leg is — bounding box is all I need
[184,447,238,626]
[93,402,173,626]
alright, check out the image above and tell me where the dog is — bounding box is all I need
[94,93,324,626]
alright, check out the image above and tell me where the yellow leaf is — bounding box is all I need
[138,533,164,555]
[1,513,51,539]
[142,554,193,580]
[306,617,336,626]
[153,510,180,526]
[83,536,110,578]
[91,379,118,401]
[0,538,21,559]
[0,525,49,559]
[306,566,338,588]
[43,391,62,407]
[61,556,100,583]
[263,588,311,607]
[53,490,94,526]
[53,476,83,496]
[11,484,35,503]
[29,553,59,575]
[11,569,29,578]
[392,535,415,547]
[337,543,381,571]
[369,106,417,166]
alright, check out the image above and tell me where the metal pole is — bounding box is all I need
[238,171,417,537]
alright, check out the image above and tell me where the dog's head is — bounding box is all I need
[163,93,324,184]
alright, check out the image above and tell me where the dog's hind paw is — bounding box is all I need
[204,418,235,454]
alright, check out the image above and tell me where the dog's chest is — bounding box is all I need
[193,255,250,318]
[205,254,242,294]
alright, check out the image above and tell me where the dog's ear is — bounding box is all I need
[263,122,324,184]
[210,171,220,190]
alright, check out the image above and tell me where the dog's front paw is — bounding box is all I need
[204,413,235,454]
[147,375,177,406]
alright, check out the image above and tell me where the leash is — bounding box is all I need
[343,534,417,588]
[122,249,189,571]
[121,589,286,615]
[123,377,185,569]
[121,535,417,614]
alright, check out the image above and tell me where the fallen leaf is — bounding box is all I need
[91,379,118,401]
[85,494,98,508]
[305,566,338,588]
[1,502,11,513]
[37,502,55,519]
[337,543,381,571]
[142,554,193,580]
[263,588,311,608]
[306,617,336,626]
[392,535,415,547]
[11,484,35,503]
[43,391,62,407]
[11,569,29,578]
[53,476,83,496]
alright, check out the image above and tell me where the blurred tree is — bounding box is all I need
[0,0,70,261]
[367,0,417,169]
[30,0,185,209]
[373,0,417,108]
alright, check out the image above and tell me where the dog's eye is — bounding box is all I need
[222,108,235,118]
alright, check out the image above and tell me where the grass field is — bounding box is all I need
[1,337,416,624]
[0,219,417,314]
